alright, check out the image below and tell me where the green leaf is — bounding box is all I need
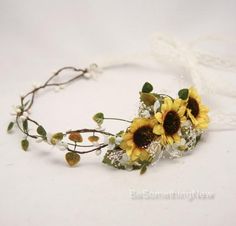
[140,92,157,106]
[178,89,189,100]
[116,130,124,137]
[52,132,64,141]
[140,165,147,175]
[7,122,14,132]
[37,125,47,137]
[23,120,28,132]
[93,112,104,125]
[21,139,29,151]
[142,82,153,93]
[51,132,64,145]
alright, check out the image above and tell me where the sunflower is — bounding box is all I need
[153,97,186,145]
[120,118,157,161]
[186,87,209,129]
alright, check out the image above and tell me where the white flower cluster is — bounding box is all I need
[138,100,161,119]
[104,135,122,150]
[35,133,68,151]
[84,63,103,79]
[11,105,29,121]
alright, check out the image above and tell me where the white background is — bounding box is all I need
[0,1,236,226]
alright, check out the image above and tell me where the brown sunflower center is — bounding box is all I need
[133,126,155,148]
[187,97,199,117]
[163,110,180,135]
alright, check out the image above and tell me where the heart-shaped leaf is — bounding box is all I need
[178,89,189,100]
[68,132,83,143]
[37,125,47,137]
[93,112,104,125]
[21,139,29,151]
[65,152,80,167]
[142,82,153,93]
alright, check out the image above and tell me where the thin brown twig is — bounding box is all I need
[66,129,115,137]
[67,144,108,154]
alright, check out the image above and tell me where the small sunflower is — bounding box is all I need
[186,87,209,129]
[120,118,157,161]
[153,97,186,145]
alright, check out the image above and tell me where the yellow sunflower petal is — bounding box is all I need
[161,103,168,113]
[173,134,181,143]
[119,141,130,150]
[173,99,182,111]
[167,136,174,145]
[164,97,173,111]
[131,148,141,161]
[189,87,201,102]
[140,150,150,161]
[161,135,167,144]
[187,109,198,125]
[126,148,133,157]
[126,140,135,147]
[200,105,209,113]
[178,106,186,117]
[123,132,133,141]
[153,125,164,135]
[155,112,163,123]
[181,116,187,123]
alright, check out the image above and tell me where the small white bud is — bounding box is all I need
[103,135,109,145]
[95,149,102,156]
[52,70,57,75]
[57,142,68,151]
[20,115,27,121]
[84,72,92,79]
[88,63,103,73]
[32,83,39,89]
[96,126,105,131]
[108,143,116,150]
[23,111,28,117]
[180,138,186,145]
[16,108,21,114]
[19,93,25,98]
[93,142,100,147]
[89,63,98,71]
[115,137,122,145]
[54,86,60,92]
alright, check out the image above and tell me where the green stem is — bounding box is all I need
[104,117,132,123]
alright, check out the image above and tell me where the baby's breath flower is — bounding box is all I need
[32,83,40,89]
[140,110,151,118]
[92,141,100,147]
[153,100,161,113]
[84,64,102,79]
[19,112,29,121]
[95,149,102,156]
[57,141,68,151]
[115,137,122,145]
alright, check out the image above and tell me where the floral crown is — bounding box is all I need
[8,64,209,174]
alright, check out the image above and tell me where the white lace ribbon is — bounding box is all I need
[151,33,236,96]
[97,33,236,131]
